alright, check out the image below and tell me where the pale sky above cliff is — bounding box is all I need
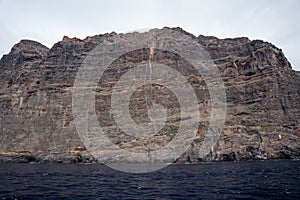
[0,0,299,70]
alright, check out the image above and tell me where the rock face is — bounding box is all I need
[0,27,299,163]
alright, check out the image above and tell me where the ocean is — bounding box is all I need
[0,160,299,199]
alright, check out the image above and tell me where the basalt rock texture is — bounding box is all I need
[0,27,299,163]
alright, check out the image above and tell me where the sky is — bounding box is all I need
[0,0,299,70]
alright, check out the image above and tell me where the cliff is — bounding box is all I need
[0,27,299,163]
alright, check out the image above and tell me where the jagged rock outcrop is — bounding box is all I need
[0,27,299,163]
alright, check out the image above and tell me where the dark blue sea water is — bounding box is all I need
[0,160,299,199]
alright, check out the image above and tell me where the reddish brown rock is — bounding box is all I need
[0,27,299,163]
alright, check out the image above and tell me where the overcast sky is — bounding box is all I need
[1,0,299,70]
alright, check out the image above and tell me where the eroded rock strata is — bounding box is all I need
[0,27,299,163]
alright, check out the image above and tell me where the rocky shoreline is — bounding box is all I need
[0,151,96,164]
[1,149,298,164]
